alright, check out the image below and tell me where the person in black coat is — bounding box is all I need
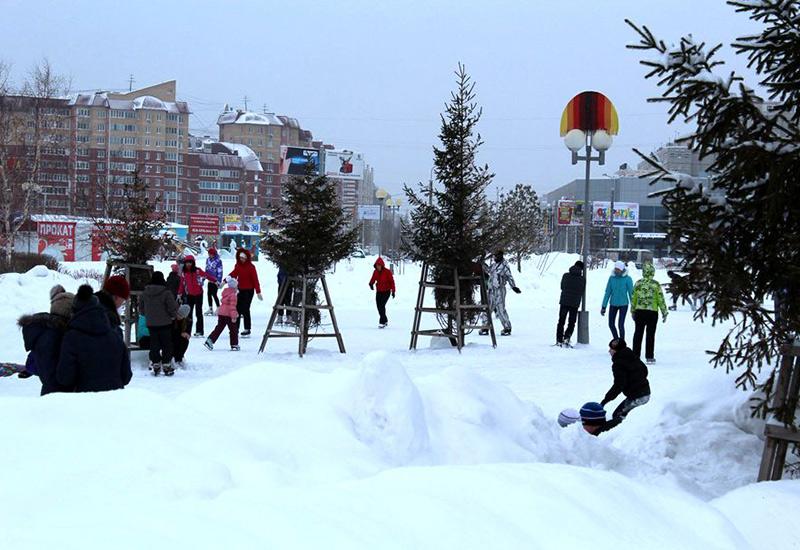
[556,261,585,346]
[166,263,181,299]
[57,285,132,393]
[18,285,74,395]
[600,338,651,420]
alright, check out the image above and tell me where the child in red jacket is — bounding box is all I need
[204,277,240,351]
[369,257,396,328]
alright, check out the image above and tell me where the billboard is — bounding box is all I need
[325,150,365,180]
[189,214,220,236]
[223,214,242,232]
[357,204,381,220]
[556,200,586,226]
[280,146,321,176]
[37,221,76,262]
[591,201,639,228]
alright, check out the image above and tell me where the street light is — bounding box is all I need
[564,129,613,345]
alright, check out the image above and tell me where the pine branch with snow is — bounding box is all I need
[627,0,800,425]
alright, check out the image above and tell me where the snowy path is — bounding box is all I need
[1,255,798,549]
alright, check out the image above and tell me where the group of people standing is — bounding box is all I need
[15,277,133,395]
[141,247,263,375]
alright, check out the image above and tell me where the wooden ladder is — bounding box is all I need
[758,342,800,481]
[409,262,496,351]
[259,273,345,357]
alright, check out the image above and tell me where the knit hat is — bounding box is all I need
[614,260,626,272]
[49,285,74,318]
[580,402,607,425]
[150,271,166,285]
[574,261,584,270]
[73,284,98,310]
[176,304,191,319]
[208,248,217,256]
[226,276,238,289]
[558,408,580,427]
[103,275,130,300]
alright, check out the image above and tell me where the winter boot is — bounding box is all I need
[193,332,204,338]
[646,357,656,364]
[204,338,214,351]
[241,330,251,338]
[150,362,161,376]
[162,362,175,376]
[231,345,240,351]
[479,329,489,336]
[204,307,214,316]
[501,328,512,336]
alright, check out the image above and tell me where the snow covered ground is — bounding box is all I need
[1,254,798,549]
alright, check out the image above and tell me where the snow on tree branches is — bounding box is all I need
[627,0,800,425]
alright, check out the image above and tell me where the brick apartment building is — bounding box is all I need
[1,80,367,230]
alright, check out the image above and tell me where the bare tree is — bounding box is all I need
[0,59,69,260]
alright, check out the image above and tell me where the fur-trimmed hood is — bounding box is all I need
[18,312,69,331]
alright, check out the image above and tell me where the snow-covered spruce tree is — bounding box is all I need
[495,184,546,272]
[262,170,358,328]
[403,64,496,333]
[95,171,166,264]
[626,1,800,424]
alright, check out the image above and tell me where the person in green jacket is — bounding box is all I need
[601,261,634,340]
[631,262,668,363]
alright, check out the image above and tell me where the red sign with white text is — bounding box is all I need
[37,221,76,262]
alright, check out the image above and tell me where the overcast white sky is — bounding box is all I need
[1,0,759,198]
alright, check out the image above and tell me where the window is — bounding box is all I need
[167,113,179,122]
[199,169,219,177]
[77,108,90,117]
[76,148,89,157]
[76,174,90,183]
[165,126,178,134]
[96,136,105,145]
[219,169,240,178]
[111,110,136,119]
[96,123,106,131]
[110,162,136,172]
[96,150,106,159]
[76,135,90,143]
[198,181,240,191]
[165,140,178,148]
[97,163,106,171]
[75,161,90,170]
[77,121,89,130]
[112,149,136,159]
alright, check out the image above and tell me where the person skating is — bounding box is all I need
[205,277,240,351]
[600,338,651,420]
[666,270,696,311]
[178,255,217,337]
[486,250,521,336]
[276,265,295,324]
[56,285,132,393]
[631,263,668,363]
[556,261,585,347]
[141,271,179,376]
[228,248,262,338]
[578,402,622,436]
[171,304,192,367]
[205,248,223,315]
[601,260,633,341]
[369,257,395,328]
[17,284,74,395]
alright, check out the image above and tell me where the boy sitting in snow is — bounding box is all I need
[578,402,621,436]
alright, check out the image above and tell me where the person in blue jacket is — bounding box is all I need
[56,285,132,393]
[601,260,634,340]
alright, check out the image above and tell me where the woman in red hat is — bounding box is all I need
[178,255,217,336]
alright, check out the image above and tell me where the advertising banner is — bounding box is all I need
[37,221,76,262]
[280,146,321,176]
[556,200,585,226]
[591,201,639,228]
[357,205,381,221]
[189,214,220,236]
[222,214,241,232]
[90,223,120,261]
[325,150,365,180]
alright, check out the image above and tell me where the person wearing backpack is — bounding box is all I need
[141,271,179,376]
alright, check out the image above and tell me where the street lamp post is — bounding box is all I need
[564,129,613,344]
[375,188,388,255]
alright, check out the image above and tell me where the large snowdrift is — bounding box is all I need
[0,256,796,549]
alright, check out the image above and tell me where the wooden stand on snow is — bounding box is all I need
[409,262,496,351]
[103,260,153,349]
[258,273,345,357]
[758,341,800,481]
